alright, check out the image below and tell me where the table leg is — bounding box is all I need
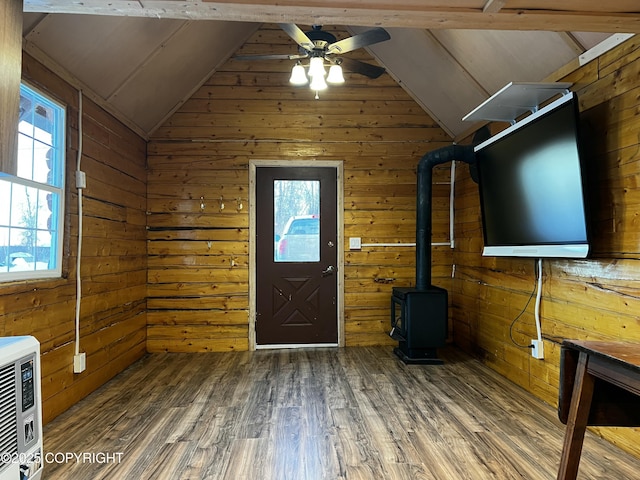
[557,352,595,480]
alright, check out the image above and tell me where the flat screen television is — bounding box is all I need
[475,92,590,258]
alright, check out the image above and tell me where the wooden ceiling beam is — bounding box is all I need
[23,1,640,34]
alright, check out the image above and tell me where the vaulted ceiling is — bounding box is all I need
[22,1,639,140]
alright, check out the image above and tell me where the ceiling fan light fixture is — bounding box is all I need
[289,63,308,85]
[309,74,328,91]
[326,64,345,84]
[236,24,390,97]
[308,56,326,78]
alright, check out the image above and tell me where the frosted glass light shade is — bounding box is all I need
[289,64,308,85]
[326,65,345,84]
[308,57,326,78]
[309,74,328,91]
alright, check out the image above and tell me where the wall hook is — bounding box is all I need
[237,198,244,211]
[219,196,225,211]
[200,196,206,211]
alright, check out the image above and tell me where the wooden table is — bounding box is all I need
[557,340,640,480]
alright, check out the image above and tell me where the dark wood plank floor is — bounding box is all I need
[43,346,640,479]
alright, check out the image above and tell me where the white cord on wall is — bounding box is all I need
[74,90,85,366]
[534,258,543,343]
[532,258,544,358]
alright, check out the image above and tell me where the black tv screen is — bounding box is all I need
[475,92,590,258]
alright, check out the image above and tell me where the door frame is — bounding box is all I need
[249,160,345,350]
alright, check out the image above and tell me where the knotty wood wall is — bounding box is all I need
[147,24,453,352]
[451,37,640,456]
[0,53,148,423]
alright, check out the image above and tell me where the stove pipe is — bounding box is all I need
[416,144,476,291]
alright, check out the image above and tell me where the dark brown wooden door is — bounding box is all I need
[256,167,338,345]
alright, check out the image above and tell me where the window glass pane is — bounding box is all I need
[33,102,55,144]
[47,193,61,232]
[47,148,63,188]
[18,92,35,136]
[35,229,53,270]
[36,190,49,230]
[8,228,35,273]
[0,182,10,225]
[17,84,64,188]
[5,185,58,272]
[33,142,53,184]
[274,180,320,262]
[11,185,36,229]
[1,83,65,282]
[0,227,8,272]
[17,133,35,181]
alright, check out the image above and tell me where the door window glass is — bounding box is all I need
[274,180,320,262]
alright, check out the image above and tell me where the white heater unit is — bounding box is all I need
[0,336,43,480]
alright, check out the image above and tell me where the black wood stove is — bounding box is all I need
[390,144,475,364]
[390,286,447,364]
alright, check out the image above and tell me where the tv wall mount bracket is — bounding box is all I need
[463,82,573,126]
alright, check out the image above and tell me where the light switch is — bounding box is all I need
[349,237,361,250]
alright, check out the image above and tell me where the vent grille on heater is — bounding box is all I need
[0,363,18,469]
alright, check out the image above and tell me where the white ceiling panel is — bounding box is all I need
[24,14,186,99]
[431,30,580,96]
[357,27,489,138]
[107,20,258,134]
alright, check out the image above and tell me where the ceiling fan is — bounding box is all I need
[235,24,391,95]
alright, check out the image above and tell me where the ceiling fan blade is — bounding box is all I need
[234,53,308,61]
[326,27,390,55]
[278,23,315,52]
[340,57,386,79]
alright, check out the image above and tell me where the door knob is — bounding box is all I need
[322,265,336,276]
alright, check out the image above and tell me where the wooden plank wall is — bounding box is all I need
[0,0,22,174]
[0,53,148,423]
[451,37,640,456]
[147,24,453,352]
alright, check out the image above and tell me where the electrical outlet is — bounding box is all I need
[74,352,86,373]
[531,340,544,359]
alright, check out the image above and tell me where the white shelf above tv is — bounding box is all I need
[462,82,573,124]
